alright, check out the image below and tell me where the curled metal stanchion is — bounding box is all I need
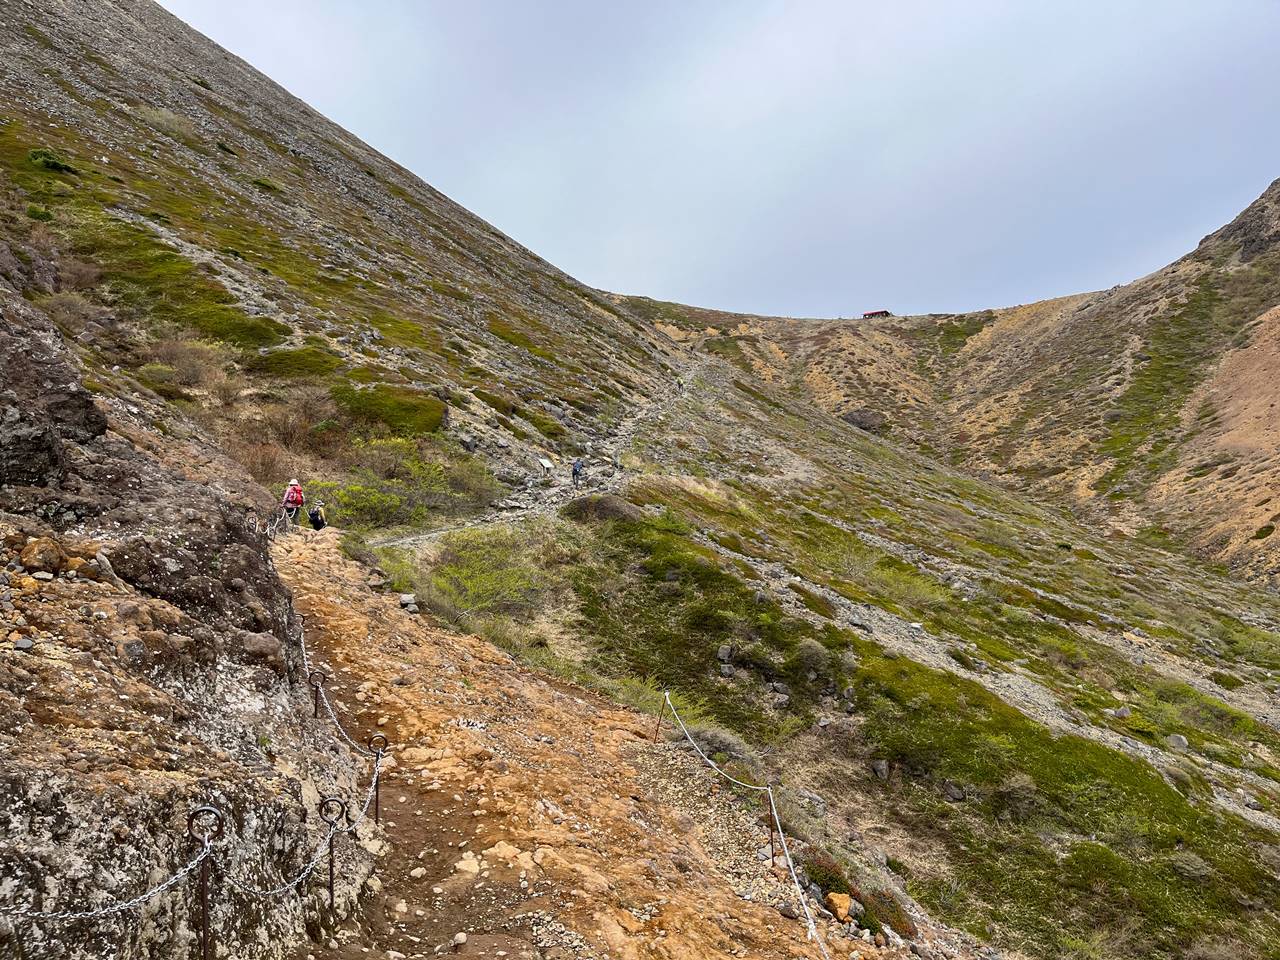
[0,810,217,924]
[318,797,347,909]
[308,670,327,719]
[367,734,389,824]
[187,806,224,960]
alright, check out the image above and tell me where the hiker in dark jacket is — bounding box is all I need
[571,458,584,488]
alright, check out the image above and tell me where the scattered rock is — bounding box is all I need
[19,538,65,574]
[826,891,852,921]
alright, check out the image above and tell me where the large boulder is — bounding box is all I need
[18,537,66,574]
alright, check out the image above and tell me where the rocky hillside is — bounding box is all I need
[645,178,1280,579]
[3,2,1280,960]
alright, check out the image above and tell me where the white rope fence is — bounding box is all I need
[659,692,832,960]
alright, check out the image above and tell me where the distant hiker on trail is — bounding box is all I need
[308,500,327,531]
[572,457,584,488]
[282,478,305,524]
[676,376,684,396]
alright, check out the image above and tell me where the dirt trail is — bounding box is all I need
[370,362,709,553]
[273,529,870,960]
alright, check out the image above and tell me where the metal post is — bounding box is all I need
[187,807,224,960]
[368,735,389,825]
[319,797,346,910]
[309,670,326,719]
[652,696,668,743]
[198,857,209,960]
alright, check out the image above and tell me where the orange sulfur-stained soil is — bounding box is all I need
[275,529,882,960]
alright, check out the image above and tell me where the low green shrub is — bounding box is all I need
[523,408,565,439]
[332,383,447,434]
[246,346,342,378]
[472,388,519,416]
[800,846,851,895]
[27,148,77,173]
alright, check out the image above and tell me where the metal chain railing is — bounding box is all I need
[0,608,390,958]
[656,691,832,960]
[215,751,382,901]
[0,846,211,922]
[241,506,293,541]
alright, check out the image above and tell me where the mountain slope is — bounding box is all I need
[650,179,1280,578]
[2,3,1280,960]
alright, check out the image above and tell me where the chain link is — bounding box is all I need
[3,564,386,923]
[0,845,210,922]
[215,753,381,900]
[216,823,339,899]
[298,619,373,758]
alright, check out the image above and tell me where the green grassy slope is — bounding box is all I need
[4,5,1280,959]
[378,367,1280,960]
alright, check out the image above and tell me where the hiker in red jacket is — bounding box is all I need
[282,478,305,524]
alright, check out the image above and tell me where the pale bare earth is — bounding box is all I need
[1153,304,1280,580]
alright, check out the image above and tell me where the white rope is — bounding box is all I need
[661,692,832,960]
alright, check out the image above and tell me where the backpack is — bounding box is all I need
[308,505,327,530]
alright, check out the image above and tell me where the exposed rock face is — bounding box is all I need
[0,198,373,960]
[0,305,106,487]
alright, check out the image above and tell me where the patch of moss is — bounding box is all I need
[523,408,565,440]
[370,310,440,351]
[487,314,553,360]
[788,582,835,618]
[71,210,290,348]
[1209,671,1244,691]
[27,147,77,174]
[245,346,342,379]
[428,278,472,301]
[332,382,446,435]
[472,388,519,416]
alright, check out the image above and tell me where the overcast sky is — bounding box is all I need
[157,1,1280,318]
